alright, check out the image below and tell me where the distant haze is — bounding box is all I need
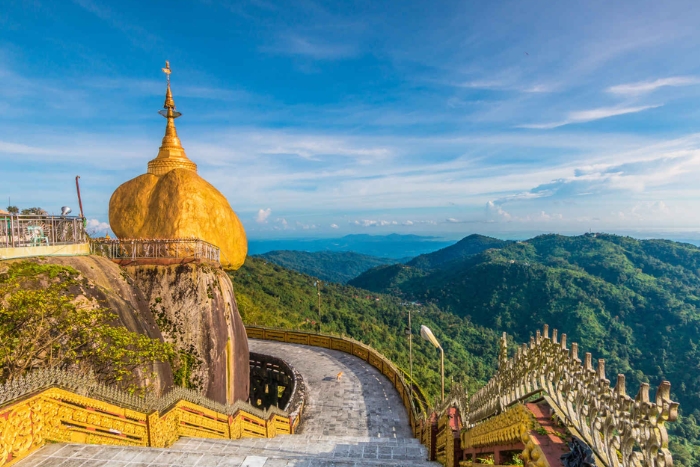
[249,234,453,258]
[249,232,700,257]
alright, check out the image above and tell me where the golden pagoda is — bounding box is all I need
[109,62,247,269]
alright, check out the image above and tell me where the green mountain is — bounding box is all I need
[258,250,399,284]
[228,256,501,400]
[349,234,507,293]
[235,234,700,465]
[406,234,510,270]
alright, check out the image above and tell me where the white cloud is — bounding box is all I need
[330,223,339,229]
[263,35,357,60]
[352,219,399,227]
[626,201,672,220]
[486,201,512,221]
[455,78,554,94]
[446,218,460,223]
[295,221,317,230]
[256,208,272,223]
[607,77,700,95]
[86,218,110,232]
[520,105,661,129]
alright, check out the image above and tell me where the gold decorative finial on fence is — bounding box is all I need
[498,332,507,369]
[465,324,679,467]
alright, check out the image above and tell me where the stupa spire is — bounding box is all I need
[147,61,197,175]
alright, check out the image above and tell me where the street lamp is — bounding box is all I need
[314,281,322,333]
[420,325,444,403]
[409,309,413,403]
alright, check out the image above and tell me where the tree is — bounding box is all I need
[6,206,18,214]
[20,207,47,215]
[0,262,174,391]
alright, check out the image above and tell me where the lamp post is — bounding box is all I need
[409,308,413,400]
[314,281,322,333]
[420,324,444,403]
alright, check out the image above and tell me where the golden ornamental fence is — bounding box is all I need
[0,368,296,467]
[434,324,678,467]
[90,237,220,263]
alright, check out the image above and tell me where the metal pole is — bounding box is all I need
[440,345,445,403]
[317,281,322,333]
[75,176,84,218]
[408,308,413,405]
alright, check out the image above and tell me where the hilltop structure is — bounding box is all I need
[105,63,250,405]
[109,62,247,270]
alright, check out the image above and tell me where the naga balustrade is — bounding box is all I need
[0,367,297,467]
[0,214,86,248]
[90,237,220,264]
[426,324,679,467]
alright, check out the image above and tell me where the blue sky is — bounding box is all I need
[2,0,700,240]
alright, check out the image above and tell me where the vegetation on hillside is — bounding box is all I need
[228,256,501,401]
[0,262,174,392]
[351,233,700,465]
[406,234,510,270]
[259,250,398,283]
[350,233,508,293]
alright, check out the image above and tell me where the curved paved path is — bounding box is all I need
[249,339,413,439]
[18,340,434,466]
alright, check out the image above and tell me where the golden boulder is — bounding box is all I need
[109,69,247,269]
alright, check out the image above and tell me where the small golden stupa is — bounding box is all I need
[109,62,247,269]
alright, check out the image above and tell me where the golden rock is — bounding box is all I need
[109,65,247,269]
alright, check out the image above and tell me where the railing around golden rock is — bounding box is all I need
[0,214,86,248]
[0,368,296,467]
[90,237,220,263]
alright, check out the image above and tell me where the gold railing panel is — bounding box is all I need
[0,369,296,466]
[436,411,449,465]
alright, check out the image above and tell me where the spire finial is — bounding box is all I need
[162,60,171,84]
[147,61,197,175]
[160,61,178,114]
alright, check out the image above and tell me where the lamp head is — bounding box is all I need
[61,206,72,216]
[420,325,441,349]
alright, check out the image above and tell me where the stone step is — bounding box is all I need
[192,434,422,445]
[172,437,430,462]
[20,442,439,466]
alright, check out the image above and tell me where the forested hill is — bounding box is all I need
[407,234,510,270]
[349,234,508,293]
[228,256,501,399]
[258,250,399,283]
[234,237,700,464]
[351,234,700,422]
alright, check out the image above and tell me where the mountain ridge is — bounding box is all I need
[257,250,399,283]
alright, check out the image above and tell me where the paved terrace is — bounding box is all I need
[18,340,436,467]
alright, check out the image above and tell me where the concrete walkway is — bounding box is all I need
[249,339,413,439]
[18,340,436,467]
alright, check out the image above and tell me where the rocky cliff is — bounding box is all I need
[2,255,175,394]
[125,263,249,404]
